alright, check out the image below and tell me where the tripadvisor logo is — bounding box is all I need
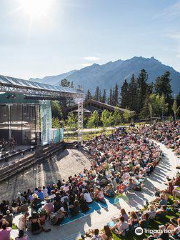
[135,227,143,235]
[135,227,173,236]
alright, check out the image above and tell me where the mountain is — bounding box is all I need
[30,57,180,94]
[30,70,76,85]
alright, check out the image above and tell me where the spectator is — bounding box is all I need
[0,223,11,240]
[101,226,112,240]
[84,190,93,204]
[91,229,102,240]
[15,230,28,240]
[3,210,13,227]
[18,212,29,232]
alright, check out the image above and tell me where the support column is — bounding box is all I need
[21,104,23,144]
[8,104,12,140]
[77,86,84,145]
[36,105,40,145]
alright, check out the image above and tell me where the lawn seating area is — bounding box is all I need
[80,184,180,240]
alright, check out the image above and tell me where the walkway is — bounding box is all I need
[12,142,179,240]
[0,149,91,202]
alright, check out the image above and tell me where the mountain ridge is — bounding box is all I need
[29,70,77,85]
[29,57,180,94]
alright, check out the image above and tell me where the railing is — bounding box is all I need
[0,142,65,183]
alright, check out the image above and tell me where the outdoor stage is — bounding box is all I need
[0,145,35,165]
[0,74,83,183]
[0,75,83,148]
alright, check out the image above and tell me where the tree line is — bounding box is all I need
[51,70,180,129]
[85,69,180,120]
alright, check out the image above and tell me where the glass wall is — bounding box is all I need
[0,104,39,145]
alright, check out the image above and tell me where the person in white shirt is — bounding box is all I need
[95,187,106,204]
[84,190,93,204]
[111,216,129,237]
[173,218,180,239]
[18,212,29,231]
[63,184,69,192]
[43,186,48,198]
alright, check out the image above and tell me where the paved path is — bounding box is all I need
[12,142,179,240]
[0,149,91,201]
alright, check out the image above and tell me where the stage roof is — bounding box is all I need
[0,75,82,99]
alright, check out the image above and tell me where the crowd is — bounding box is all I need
[81,171,180,240]
[140,121,180,157]
[0,122,179,240]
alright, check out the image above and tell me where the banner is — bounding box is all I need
[51,128,64,143]
[40,100,52,145]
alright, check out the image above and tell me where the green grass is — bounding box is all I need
[12,224,18,230]
[111,206,180,240]
[79,209,180,240]
[79,194,180,240]
[64,129,113,142]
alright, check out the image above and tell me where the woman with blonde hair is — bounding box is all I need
[147,205,156,219]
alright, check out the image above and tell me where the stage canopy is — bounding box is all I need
[0,74,84,145]
[0,75,81,100]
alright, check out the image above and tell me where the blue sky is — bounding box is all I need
[0,0,180,79]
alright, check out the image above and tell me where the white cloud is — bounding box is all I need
[168,32,180,41]
[84,57,100,62]
[82,63,92,67]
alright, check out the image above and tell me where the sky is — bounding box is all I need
[0,0,180,79]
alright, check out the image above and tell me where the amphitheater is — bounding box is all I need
[0,139,178,240]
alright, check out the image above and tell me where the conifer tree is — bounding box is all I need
[102,89,107,103]
[128,74,137,111]
[109,89,113,105]
[94,86,100,101]
[154,71,172,101]
[120,79,129,109]
[85,90,92,100]
[114,84,119,106]
[137,69,148,113]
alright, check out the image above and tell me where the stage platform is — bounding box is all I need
[0,145,36,166]
[0,141,65,183]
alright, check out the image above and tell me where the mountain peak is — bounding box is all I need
[92,63,99,67]
[30,57,180,94]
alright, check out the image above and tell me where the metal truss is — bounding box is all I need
[77,86,84,145]
[0,84,79,99]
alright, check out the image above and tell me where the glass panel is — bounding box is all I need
[6,77,21,86]
[0,76,12,84]
[0,75,79,95]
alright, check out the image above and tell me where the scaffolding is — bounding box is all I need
[77,85,84,145]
